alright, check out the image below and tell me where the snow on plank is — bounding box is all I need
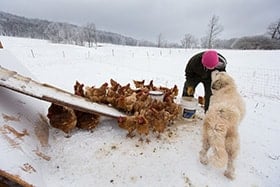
[0,66,126,118]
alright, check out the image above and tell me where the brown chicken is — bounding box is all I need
[142,108,155,127]
[110,78,121,91]
[118,113,150,136]
[47,104,77,135]
[74,81,85,97]
[135,112,150,136]
[75,111,100,131]
[85,82,108,103]
[149,99,165,111]
[117,116,137,137]
[115,92,137,112]
[65,79,182,138]
[144,80,156,90]
[136,90,149,101]
[133,91,151,112]
[106,88,119,106]
[164,100,181,122]
[133,80,145,88]
[170,85,179,97]
[105,79,121,105]
[163,86,178,103]
[152,109,171,133]
[117,83,133,96]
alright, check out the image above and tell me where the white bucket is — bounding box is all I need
[180,97,198,120]
[149,90,164,101]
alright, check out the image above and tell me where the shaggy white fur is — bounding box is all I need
[199,71,246,180]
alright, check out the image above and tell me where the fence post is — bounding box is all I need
[30,49,35,58]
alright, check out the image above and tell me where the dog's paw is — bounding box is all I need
[199,150,209,165]
[200,158,208,165]
[224,170,235,180]
[209,155,227,168]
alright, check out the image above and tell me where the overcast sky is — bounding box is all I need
[1,0,279,43]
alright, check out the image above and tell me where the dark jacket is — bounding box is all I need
[183,51,227,111]
[185,52,226,82]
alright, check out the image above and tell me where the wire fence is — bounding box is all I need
[9,46,280,100]
[229,67,280,99]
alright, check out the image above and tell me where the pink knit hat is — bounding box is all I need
[202,50,219,69]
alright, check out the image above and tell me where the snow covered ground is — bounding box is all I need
[1,36,280,187]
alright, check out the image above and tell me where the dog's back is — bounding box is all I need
[210,71,246,122]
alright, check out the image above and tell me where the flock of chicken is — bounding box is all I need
[47,79,181,137]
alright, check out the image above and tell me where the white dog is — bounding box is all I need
[199,71,246,180]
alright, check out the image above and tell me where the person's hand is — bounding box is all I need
[198,96,205,105]
[187,86,194,96]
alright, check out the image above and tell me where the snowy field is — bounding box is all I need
[0,36,280,187]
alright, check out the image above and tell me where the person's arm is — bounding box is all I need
[185,62,195,79]
[184,62,198,96]
[183,52,204,96]
[185,52,203,78]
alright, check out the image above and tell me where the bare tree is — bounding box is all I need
[0,24,5,36]
[72,27,85,46]
[157,33,164,48]
[200,36,208,48]
[44,22,64,43]
[83,23,97,47]
[203,15,223,48]
[267,18,280,40]
[181,33,198,48]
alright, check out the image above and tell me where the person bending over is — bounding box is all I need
[182,50,227,112]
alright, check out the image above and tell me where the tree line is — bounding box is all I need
[1,11,279,49]
[160,15,280,49]
[0,11,155,47]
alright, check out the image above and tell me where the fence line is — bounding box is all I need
[229,67,280,99]
[23,48,280,99]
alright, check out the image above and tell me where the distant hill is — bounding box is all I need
[1,11,279,49]
[0,11,156,47]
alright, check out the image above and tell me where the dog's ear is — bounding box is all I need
[211,79,229,90]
